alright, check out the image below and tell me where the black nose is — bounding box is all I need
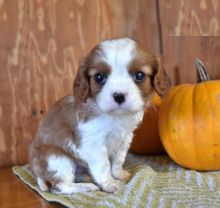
[113,92,125,105]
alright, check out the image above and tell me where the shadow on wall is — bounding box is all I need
[173,66,180,85]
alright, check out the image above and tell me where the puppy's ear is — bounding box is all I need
[73,59,90,103]
[153,58,171,97]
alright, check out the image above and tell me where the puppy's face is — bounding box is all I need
[73,38,171,114]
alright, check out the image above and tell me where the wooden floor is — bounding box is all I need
[0,168,63,208]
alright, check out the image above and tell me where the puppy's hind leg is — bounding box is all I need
[30,145,99,194]
[50,182,99,194]
[47,154,99,195]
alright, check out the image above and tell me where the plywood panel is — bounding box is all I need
[0,0,160,167]
[159,0,220,84]
[165,0,220,36]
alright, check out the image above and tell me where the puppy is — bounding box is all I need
[29,38,170,194]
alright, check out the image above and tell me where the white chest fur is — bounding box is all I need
[77,111,144,158]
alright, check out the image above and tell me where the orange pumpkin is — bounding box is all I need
[130,92,165,154]
[159,59,220,170]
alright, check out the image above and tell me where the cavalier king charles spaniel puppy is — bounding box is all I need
[29,38,170,194]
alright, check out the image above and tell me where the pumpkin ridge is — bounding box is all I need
[176,85,195,167]
[212,82,220,169]
[192,83,200,169]
[203,81,218,169]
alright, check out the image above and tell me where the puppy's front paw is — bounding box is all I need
[100,178,123,193]
[111,169,131,180]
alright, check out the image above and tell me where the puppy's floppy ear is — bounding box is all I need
[73,59,90,103]
[153,58,172,97]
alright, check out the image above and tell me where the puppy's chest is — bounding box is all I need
[78,112,143,153]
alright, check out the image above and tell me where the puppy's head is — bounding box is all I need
[73,38,171,114]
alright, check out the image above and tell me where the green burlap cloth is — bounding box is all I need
[12,154,220,208]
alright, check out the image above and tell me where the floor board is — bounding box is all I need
[0,168,63,208]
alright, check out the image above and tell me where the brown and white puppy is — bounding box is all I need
[29,38,170,194]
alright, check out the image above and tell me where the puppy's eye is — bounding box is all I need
[133,71,145,83]
[95,73,107,85]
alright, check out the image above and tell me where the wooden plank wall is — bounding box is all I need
[0,0,160,167]
[159,0,220,84]
[0,0,220,168]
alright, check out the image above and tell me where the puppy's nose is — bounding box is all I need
[113,92,125,105]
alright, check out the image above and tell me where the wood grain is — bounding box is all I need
[0,0,160,168]
[0,168,62,208]
[159,0,220,84]
[168,0,220,36]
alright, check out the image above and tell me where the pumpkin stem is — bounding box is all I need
[195,59,211,83]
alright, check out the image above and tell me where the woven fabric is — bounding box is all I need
[12,154,220,208]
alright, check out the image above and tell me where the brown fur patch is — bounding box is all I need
[74,46,112,101]
[29,96,86,184]
[153,59,172,96]
[75,101,100,123]
[29,95,95,184]
[128,46,157,99]
[129,43,171,97]
[89,61,111,97]
[73,65,90,104]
